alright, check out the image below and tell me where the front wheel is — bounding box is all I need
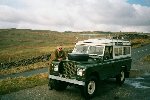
[116,68,125,86]
[81,76,98,99]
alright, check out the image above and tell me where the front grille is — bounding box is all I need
[62,61,77,78]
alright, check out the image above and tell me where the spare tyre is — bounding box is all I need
[68,53,89,61]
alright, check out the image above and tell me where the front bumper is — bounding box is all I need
[49,75,85,86]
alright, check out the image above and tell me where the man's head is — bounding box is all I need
[57,45,63,51]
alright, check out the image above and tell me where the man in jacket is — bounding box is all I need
[54,45,66,61]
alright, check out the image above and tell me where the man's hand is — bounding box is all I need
[58,58,63,61]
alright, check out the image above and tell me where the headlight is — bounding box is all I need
[77,68,85,76]
[54,65,58,71]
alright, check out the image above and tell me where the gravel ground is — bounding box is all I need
[1,72,150,100]
[0,85,84,100]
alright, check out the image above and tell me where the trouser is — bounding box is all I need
[58,61,64,74]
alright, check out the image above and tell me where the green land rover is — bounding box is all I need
[48,38,132,99]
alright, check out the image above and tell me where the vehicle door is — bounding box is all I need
[102,46,114,78]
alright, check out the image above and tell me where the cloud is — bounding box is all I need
[0,0,150,32]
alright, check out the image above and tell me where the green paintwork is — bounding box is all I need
[49,56,132,82]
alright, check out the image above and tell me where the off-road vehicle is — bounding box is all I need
[48,38,132,98]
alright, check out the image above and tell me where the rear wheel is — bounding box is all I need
[81,76,98,99]
[116,68,125,86]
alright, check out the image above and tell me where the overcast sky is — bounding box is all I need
[0,0,150,32]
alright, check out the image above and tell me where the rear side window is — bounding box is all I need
[114,46,131,58]
[123,47,130,55]
[114,47,122,56]
[114,48,119,56]
[118,47,123,55]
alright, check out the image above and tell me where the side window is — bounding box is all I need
[114,48,119,56]
[114,47,122,56]
[118,47,123,55]
[123,47,130,55]
[114,46,131,58]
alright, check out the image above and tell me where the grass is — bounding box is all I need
[131,38,150,48]
[0,73,48,95]
[0,61,49,76]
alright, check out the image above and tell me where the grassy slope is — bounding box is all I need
[0,29,149,63]
[0,29,76,63]
[0,73,48,95]
[131,38,150,48]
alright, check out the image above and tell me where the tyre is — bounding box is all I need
[81,76,98,99]
[116,68,125,86]
[53,80,68,91]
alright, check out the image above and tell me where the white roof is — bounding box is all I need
[76,38,131,46]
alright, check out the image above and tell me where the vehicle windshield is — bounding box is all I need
[73,45,104,55]
[88,46,104,56]
[73,45,89,54]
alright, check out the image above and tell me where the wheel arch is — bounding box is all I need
[88,71,100,81]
